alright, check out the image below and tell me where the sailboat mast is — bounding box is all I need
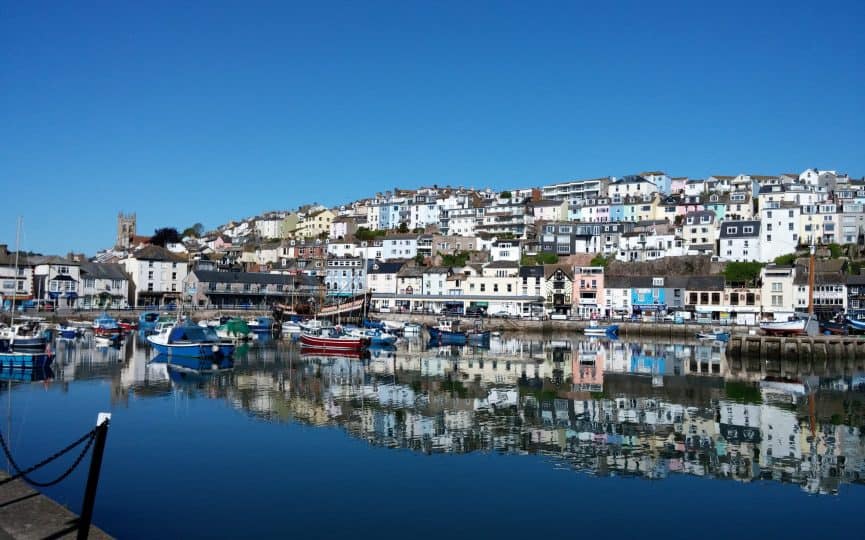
[9,217,21,331]
[807,243,816,316]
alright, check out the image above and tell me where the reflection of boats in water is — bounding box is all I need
[149,354,234,381]
[300,347,369,360]
[0,365,53,382]
[0,351,54,369]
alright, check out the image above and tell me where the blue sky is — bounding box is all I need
[2,0,863,254]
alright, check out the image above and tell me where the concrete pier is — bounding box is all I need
[0,472,111,539]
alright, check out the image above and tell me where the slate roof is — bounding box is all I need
[719,220,761,239]
[485,261,519,269]
[79,262,129,281]
[190,270,306,286]
[368,261,405,274]
[519,266,544,279]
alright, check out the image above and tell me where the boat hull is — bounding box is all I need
[583,325,619,336]
[760,320,806,336]
[10,337,48,351]
[299,334,365,351]
[146,337,234,358]
[427,326,491,346]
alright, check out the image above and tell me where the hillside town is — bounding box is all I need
[3,167,865,326]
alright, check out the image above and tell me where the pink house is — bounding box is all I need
[573,266,605,318]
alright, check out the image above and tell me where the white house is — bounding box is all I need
[380,234,418,260]
[490,240,521,262]
[0,245,33,307]
[78,261,131,309]
[718,220,761,262]
[759,202,800,263]
[32,256,81,308]
[255,219,284,239]
[121,245,188,307]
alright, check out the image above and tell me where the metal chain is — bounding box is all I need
[0,426,98,487]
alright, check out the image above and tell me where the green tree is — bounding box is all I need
[828,243,843,258]
[397,222,409,233]
[500,191,512,199]
[181,222,204,238]
[150,227,181,247]
[723,261,764,286]
[773,253,797,266]
[536,252,559,264]
[590,254,611,268]
[440,251,470,267]
[413,253,426,266]
[355,227,386,241]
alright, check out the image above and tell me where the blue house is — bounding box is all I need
[630,276,667,314]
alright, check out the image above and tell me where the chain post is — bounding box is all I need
[77,412,111,540]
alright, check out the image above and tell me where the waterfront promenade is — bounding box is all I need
[0,472,111,539]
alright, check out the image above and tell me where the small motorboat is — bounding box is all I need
[216,318,254,341]
[348,327,398,346]
[138,311,161,334]
[147,322,235,359]
[847,318,865,334]
[696,328,730,342]
[299,326,368,352]
[403,322,422,335]
[820,314,848,335]
[583,320,619,337]
[92,313,121,337]
[760,316,807,336]
[57,325,81,340]
[117,318,138,332]
[1,320,49,352]
[246,316,275,336]
[426,318,491,347]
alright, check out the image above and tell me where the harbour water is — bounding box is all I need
[1,333,864,539]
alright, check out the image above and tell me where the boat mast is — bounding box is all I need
[9,218,21,334]
[807,243,816,317]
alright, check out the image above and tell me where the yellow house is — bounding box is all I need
[296,209,335,238]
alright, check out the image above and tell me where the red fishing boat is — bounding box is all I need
[299,326,369,352]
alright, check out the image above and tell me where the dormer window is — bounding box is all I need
[726,227,737,235]
[743,226,754,234]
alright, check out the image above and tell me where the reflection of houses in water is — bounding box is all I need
[98,336,865,495]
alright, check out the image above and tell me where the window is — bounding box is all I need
[726,227,737,235]
[772,294,783,307]
[711,293,720,304]
[743,226,753,234]
[771,282,782,293]
[480,283,485,292]
[700,292,709,304]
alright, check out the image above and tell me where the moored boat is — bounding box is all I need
[247,316,275,336]
[426,318,491,347]
[299,326,368,352]
[92,312,122,337]
[348,327,398,346]
[403,322,422,335]
[1,320,49,351]
[146,323,235,358]
[759,317,807,336]
[696,328,730,342]
[138,311,161,334]
[583,320,619,337]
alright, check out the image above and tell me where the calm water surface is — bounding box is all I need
[1,333,863,539]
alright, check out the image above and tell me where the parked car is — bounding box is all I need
[490,310,511,318]
[465,306,486,317]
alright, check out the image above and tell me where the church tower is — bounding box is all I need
[116,212,137,249]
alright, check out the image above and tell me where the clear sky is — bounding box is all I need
[2,0,863,255]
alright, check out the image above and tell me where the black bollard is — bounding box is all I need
[78,413,111,540]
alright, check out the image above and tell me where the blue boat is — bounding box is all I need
[847,318,865,333]
[363,319,386,330]
[349,328,398,346]
[696,329,730,342]
[57,326,81,340]
[246,316,275,335]
[427,319,491,347]
[0,351,54,369]
[583,321,619,337]
[138,311,161,334]
[146,323,235,359]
